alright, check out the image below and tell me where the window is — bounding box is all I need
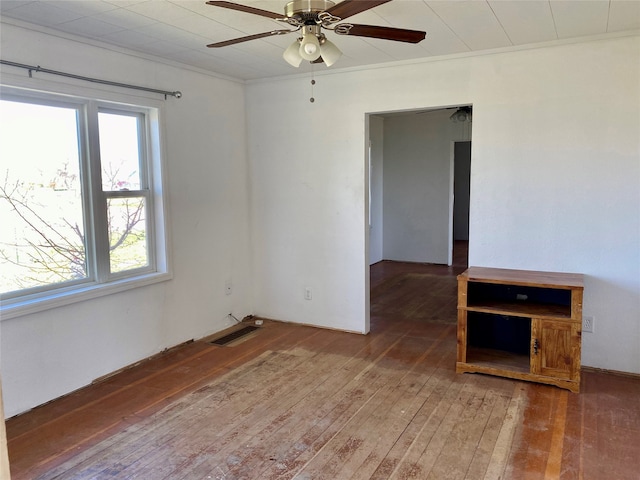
[99,110,151,275]
[0,91,170,317]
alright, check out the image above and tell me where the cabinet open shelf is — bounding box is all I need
[465,347,530,374]
[456,267,584,392]
[464,301,572,319]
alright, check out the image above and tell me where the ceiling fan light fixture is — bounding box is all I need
[299,26,321,61]
[319,37,342,67]
[205,0,427,71]
[303,41,318,56]
[283,39,303,67]
[450,106,472,123]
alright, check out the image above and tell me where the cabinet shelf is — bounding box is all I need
[464,347,530,374]
[463,301,572,319]
[456,267,584,393]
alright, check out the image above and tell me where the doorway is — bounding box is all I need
[367,107,472,331]
[368,107,471,266]
[452,141,471,267]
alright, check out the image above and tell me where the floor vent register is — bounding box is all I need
[209,325,260,346]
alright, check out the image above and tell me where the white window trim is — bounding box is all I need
[0,272,172,320]
[0,86,172,321]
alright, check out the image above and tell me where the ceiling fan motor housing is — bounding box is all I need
[285,0,336,23]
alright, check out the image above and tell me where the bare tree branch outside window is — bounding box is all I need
[0,100,149,295]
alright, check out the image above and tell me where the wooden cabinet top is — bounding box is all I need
[459,267,584,290]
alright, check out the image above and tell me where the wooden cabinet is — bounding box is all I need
[456,267,584,392]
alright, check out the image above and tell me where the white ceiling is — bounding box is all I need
[1,0,639,81]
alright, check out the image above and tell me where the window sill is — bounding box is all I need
[0,272,173,321]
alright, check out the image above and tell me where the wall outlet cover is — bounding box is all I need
[583,316,594,333]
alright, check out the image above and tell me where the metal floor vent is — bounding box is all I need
[209,325,260,346]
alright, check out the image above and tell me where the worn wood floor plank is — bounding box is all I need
[463,385,514,479]
[300,344,436,478]
[118,352,321,479]
[254,357,411,478]
[160,341,368,478]
[174,334,416,478]
[482,384,526,480]
[208,333,408,480]
[38,349,302,479]
[345,328,455,480]
[544,390,569,479]
[428,388,500,480]
[46,329,337,480]
[15,322,319,479]
[386,376,470,479]
[258,334,422,480]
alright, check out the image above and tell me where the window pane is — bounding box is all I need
[0,100,87,294]
[98,112,141,191]
[107,196,148,274]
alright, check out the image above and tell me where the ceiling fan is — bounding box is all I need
[205,0,426,68]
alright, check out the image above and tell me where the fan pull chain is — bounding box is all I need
[310,65,315,103]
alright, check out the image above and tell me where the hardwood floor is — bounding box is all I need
[6,255,640,479]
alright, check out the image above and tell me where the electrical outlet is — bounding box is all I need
[583,316,594,333]
[304,287,312,300]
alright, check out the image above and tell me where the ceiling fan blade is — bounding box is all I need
[205,1,283,20]
[325,0,392,20]
[207,29,295,48]
[335,24,426,43]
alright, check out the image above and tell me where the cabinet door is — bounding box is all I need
[531,319,580,380]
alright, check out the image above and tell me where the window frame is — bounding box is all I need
[96,106,155,281]
[0,87,172,320]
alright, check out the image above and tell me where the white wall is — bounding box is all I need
[369,115,384,265]
[0,23,252,417]
[246,35,640,374]
[382,110,455,264]
[247,76,372,334]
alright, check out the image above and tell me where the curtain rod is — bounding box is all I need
[1,60,182,99]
